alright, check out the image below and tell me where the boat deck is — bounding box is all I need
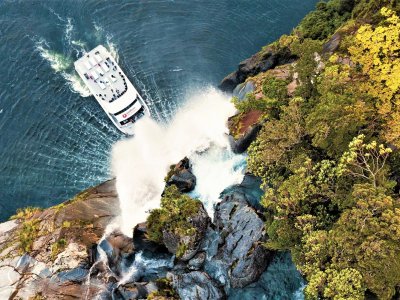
[74,47,129,103]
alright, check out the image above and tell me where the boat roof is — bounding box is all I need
[74,45,138,114]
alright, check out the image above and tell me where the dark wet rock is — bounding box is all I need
[89,244,98,266]
[232,80,255,101]
[95,231,135,278]
[116,281,158,299]
[169,271,225,300]
[228,252,305,300]
[162,204,209,261]
[116,284,141,299]
[133,222,170,254]
[53,267,89,284]
[228,123,262,154]
[322,32,342,54]
[220,174,264,211]
[54,179,120,235]
[202,176,271,289]
[219,47,296,92]
[166,157,196,193]
[0,167,271,299]
[107,231,134,255]
[188,252,206,270]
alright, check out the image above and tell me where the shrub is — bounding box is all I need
[298,0,355,40]
[232,93,275,114]
[10,206,42,220]
[51,238,67,260]
[18,219,40,253]
[146,185,202,245]
[262,75,290,104]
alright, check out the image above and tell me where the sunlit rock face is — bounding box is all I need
[0,180,120,299]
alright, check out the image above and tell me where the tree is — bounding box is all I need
[329,184,400,299]
[298,0,355,40]
[290,39,323,99]
[306,63,373,157]
[338,134,392,188]
[305,267,364,300]
[247,97,305,179]
[146,185,202,243]
[349,8,400,146]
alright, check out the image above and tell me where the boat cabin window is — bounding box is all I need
[113,98,138,116]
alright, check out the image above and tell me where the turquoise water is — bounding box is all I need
[0,0,317,220]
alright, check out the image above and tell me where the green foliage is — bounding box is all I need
[262,157,342,251]
[10,206,42,220]
[164,164,177,182]
[51,238,67,260]
[328,184,400,299]
[262,75,290,104]
[29,292,46,300]
[176,243,188,258]
[348,7,400,147]
[305,267,365,300]
[256,135,399,298]
[247,97,305,179]
[352,0,400,19]
[232,93,275,114]
[146,185,202,255]
[62,221,71,228]
[338,134,393,188]
[306,63,373,156]
[290,39,323,99]
[18,218,40,253]
[298,0,355,40]
[246,0,400,298]
[228,113,245,140]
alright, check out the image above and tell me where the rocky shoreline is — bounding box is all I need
[0,168,297,299]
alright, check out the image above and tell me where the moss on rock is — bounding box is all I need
[146,185,208,260]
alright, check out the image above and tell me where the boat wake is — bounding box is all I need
[33,19,120,98]
[111,87,244,235]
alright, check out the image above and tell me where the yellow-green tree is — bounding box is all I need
[247,97,305,180]
[306,62,373,157]
[349,7,400,146]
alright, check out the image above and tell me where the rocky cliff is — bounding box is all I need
[0,168,283,299]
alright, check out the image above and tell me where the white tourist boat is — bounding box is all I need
[74,45,150,134]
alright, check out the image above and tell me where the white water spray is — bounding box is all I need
[112,88,244,235]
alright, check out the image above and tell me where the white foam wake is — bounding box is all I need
[111,87,243,235]
[35,39,91,97]
[34,20,120,98]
